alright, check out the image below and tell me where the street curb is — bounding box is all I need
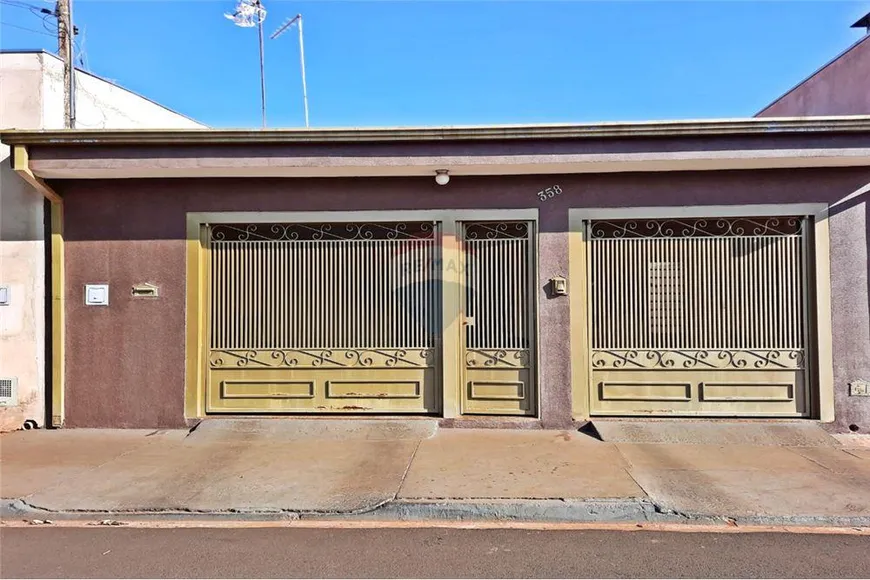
[340,498,694,523]
[4,497,869,528]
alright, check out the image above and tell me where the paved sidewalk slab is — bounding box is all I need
[399,430,643,500]
[4,425,868,523]
[789,446,870,476]
[0,430,179,499]
[594,420,839,447]
[617,443,870,519]
[22,436,418,513]
[832,434,870,448]
[845,448,870,460]
[191,418,437,441]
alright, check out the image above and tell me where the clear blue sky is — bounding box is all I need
[1,1,868,128]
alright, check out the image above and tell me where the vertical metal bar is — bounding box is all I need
[606,236,611,349]
[469,234,476,349]
[786,234,792,349]
[648,238,662,349]
[632,239,639,350]
[694,237,700,350]
[237,241,242,350]
[509,240,526,348]
[591,235,597,349]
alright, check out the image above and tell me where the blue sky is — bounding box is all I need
[1,1,868,128]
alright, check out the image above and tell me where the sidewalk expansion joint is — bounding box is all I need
[393,437,423,501]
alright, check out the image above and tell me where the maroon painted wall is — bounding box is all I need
[758,35,870,117]
[57,167,870,431]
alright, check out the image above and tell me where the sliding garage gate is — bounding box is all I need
[587,216,810,417]
[203,219,538,416]
[205,221,442,413]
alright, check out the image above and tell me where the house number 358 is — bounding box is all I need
[536,185,562,201]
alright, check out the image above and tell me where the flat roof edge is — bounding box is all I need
[2,116,870,146]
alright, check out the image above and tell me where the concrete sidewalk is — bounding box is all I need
[1,420,868,525]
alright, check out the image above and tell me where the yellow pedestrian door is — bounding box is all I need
[586,216,810,417]
[460,221,537,415]
[204,221,442,414]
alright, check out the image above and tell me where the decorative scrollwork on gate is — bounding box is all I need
[465,349,530,368]
[463,221,529,240]
[211,221,436,242]
[590,217,803,239]
[590,349,805,370]
[210,348,435,369]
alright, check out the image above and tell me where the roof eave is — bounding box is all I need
[3,116,870,146]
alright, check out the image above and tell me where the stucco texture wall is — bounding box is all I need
[55,167,870,432]
[0,52,203,431]
[0,54,47,432]
[758,35,870,117]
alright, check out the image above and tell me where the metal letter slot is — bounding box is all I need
[131,283,159,298]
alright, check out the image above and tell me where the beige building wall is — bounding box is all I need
[0,51,204,431]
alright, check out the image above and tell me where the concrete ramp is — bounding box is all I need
[189,418,438,442]
[590,419,839,447]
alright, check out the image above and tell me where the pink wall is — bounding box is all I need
[56,167,870,432]
[758,35,870,117]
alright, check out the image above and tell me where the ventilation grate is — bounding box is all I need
[0,377,18,406]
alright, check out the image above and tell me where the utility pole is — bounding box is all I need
[271,14,309,128]
[55,0,75,128]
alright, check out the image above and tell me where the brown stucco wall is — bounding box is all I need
[56,167,870,431]
[758,35,870,117]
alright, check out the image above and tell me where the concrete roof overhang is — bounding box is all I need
[2,116,869,182]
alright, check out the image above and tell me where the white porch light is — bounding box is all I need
[435,169,450,186]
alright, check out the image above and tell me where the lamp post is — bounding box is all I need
[226,0,268,128]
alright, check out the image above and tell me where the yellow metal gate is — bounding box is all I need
[461,221,536,415]
[587,216,809,416]
[206,221,441,413]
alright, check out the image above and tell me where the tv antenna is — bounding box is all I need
[271,14,310,128]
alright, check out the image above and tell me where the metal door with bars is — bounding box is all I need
[206,221,441,413]
[461,221,536,415]
[587,216,810,416]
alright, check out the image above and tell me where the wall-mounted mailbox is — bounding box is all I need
[85,284,109,306]
[131,283,159,298]
[551,276,568,296]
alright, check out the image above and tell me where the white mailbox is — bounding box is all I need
[85,284,109,306]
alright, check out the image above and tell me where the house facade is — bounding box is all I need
[0,50,204,431]
[2,118,868,433]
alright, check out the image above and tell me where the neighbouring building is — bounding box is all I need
[0,50,204,431]
[756,15,870,117]
[1,118,868,433]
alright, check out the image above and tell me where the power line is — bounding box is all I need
[0,0,40,9]
[1,19,54,36]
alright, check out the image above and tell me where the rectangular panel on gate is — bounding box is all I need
[461,221,536,415]
[206,221,442,414]
[587,216,809,417]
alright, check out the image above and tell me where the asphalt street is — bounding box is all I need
[2,527,869,578]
